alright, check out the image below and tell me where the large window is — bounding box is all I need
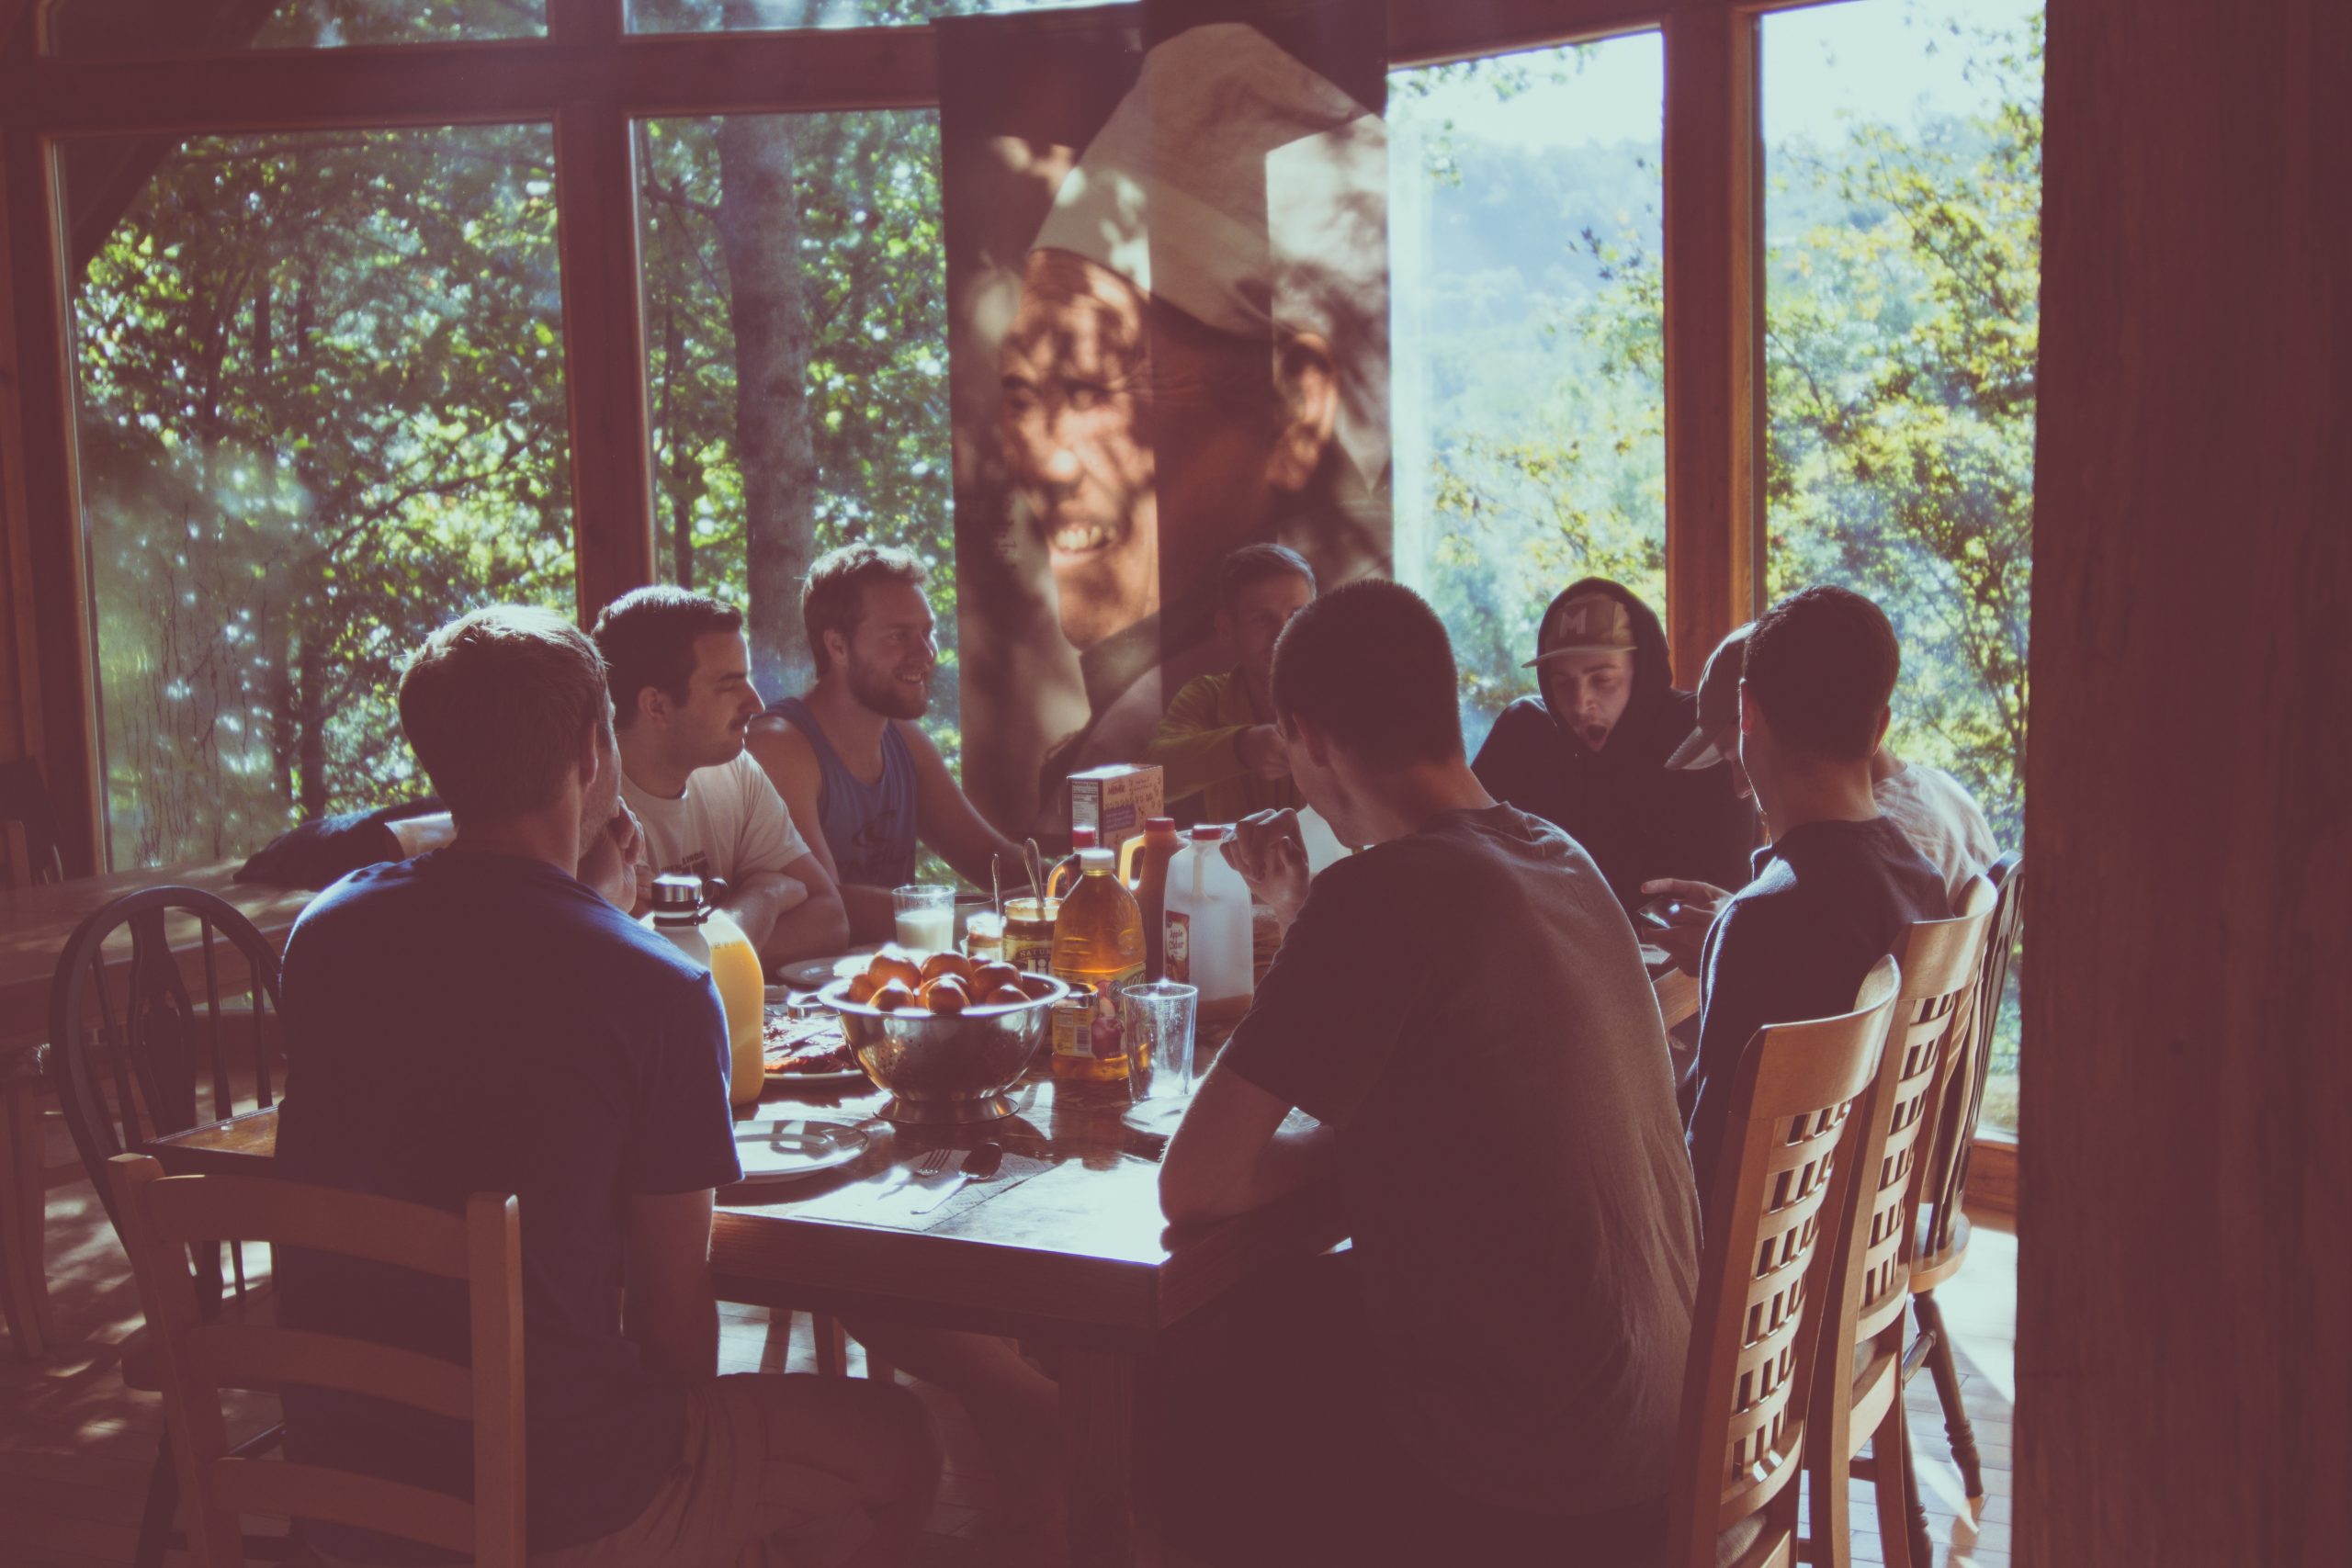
[1764,0,2042,1131]
[637,109,959,753]
[66,124,571,866]
[1388,33,1668,748]
[46,0,545,55]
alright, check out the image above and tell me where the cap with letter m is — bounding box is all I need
[1521,592,1637,668]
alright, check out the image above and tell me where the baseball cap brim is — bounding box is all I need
[1664,727,1729,772]
[1521,645,1632,668]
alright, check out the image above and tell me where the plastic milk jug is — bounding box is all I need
[1162,826,1254,1048]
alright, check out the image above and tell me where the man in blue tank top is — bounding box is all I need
[750,545,1033,944]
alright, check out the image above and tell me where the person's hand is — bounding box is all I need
[1234,725,1293,782]
[580,805,646,912]
[1223,809,1310,929]
[1638,877,1730,977]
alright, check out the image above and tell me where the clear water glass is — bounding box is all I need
[1120,980,1198,1134]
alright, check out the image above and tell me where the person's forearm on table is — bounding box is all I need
[1162,1120,1336,1225]
[751,880,850,965]
[1142,721,1252,799]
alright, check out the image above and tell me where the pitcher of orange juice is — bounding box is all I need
[643,874,765,1105]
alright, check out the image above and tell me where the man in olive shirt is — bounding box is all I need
[1143,544,1316,824]
[1160,581,1699,1563]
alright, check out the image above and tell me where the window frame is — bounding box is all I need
[0,0,1844,875]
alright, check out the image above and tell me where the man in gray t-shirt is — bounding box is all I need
[1161,582,1699,1561]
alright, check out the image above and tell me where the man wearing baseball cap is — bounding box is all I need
[1642,620,2002,974]
[1471,577,1755,910]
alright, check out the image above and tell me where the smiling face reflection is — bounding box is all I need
[1000,248,1159,653]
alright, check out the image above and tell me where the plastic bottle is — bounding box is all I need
[1045,824,1100,902]
[1162,826,1254,1049]
[644,874,764,1106]
[1120,817,1184,978]
[1048,848,1145,1082]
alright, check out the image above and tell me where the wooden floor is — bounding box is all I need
[2,1111,2016,1567]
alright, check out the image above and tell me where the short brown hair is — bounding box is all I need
[1742,584,1901,761]
[398,606,611,824]
[591,585,744,727]
[803,544,931,676]
[1272,579,1461,766]
[1218,542,1316,612]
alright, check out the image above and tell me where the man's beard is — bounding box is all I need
[848,657,931,720]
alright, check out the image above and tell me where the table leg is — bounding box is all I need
[0,1069,51,1359]
[1060,1346,1162,1567]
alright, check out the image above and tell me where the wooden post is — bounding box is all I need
[2022,0,2352,1561]
[1660,2,1764,686]
[1,127,99,874]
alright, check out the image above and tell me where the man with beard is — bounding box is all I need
[750,545,1031,944]
[1471,578,1757,912]
[593,586,849,970]
[996,22,1390,829]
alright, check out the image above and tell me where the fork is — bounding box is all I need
[906,1147,965,1187]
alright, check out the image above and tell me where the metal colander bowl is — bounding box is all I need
[817,972,1069,1124]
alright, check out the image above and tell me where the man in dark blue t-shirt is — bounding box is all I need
[276,606,935,1565]
[1661,586,1951,1203]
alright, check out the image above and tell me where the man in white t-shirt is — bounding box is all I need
[592,587,849,970]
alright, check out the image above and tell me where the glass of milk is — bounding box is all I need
[891,884,956,953]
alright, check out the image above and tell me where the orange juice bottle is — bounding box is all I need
[701,908,768,1107]
[1048,849,1144,1083]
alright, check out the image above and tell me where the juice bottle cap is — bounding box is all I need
[1188,824,1227,841]
[1071,825,1099,846]
[1146,816,1178,831]
[1078,847,1116,870]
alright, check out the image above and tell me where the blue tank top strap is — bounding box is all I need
[763,695,921,891]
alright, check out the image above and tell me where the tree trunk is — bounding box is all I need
[295,630,327,819]
[662,299,694,588]
[716,104,815,702]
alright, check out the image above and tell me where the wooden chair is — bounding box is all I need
[1906,852,2023,1506]
[47,886,289,1565]
[109,1155,525,1567]
[1804,879,1997,1568]
[1662,957,1902,1568]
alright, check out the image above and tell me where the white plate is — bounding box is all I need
[731,1118,868,1184]
[775,948,886,991]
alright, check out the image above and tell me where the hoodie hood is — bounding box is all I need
[1532,578,1678,742]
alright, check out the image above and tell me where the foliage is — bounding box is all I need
[74,123,570,865]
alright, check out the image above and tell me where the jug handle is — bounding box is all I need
[1119,833,1145,888]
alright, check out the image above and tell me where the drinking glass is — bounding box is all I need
[1120,980,1199,1135]
[963,909,1006,963]
[892,884,956,953]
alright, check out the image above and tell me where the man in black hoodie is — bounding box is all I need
[1472,578,1756,910]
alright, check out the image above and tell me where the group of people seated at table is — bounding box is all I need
[263,536,1998,1564]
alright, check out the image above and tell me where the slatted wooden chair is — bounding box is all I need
[109,1155,525,1567]
[1905,852,2023,1506]
[1662,957,1901,1568]
[1804,879,1997,1568]
[48,886,290,1564]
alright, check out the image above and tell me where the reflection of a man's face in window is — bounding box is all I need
[1001,247,1334,656]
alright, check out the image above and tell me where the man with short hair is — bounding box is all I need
[276,605,938,1566]
[1159,581,1699,1563]
[748,545,1030,945]
[1645,621,2000,947]
[593,586,849,968]
[1472,577,1756,910]
[1671,587,1951,1203]
[1142,542,1317,824]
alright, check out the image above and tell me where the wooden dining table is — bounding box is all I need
[143,960,1701,1564]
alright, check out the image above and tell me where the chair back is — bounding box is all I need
[109,1155,525,1568]
[1813,882,1996,1462]
[1920,852,2023,1258]
[1662,958,1902,1568]
[0,759,64,886]
[46,886,285,1235]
